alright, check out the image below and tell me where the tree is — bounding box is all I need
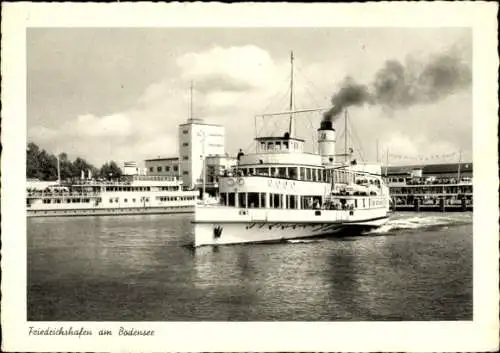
[26,142,99,181]
[99,161,122,180]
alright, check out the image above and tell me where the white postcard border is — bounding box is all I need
[1,2,499,352]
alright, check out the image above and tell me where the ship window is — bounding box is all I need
[288,167,298,180]
[238,193,247,208]
[267,142,273,149]
[271,193,281,208]
[260,193,266,208]
[312,169,318,182]
[124,198,128,203]
[174,165,178,171]
[157,166,162,172]
[149,167,153,172]
[165,166,170,172]
[220,192,227,205]
[300,167,306,180]
[183,156,189,160]
[228,193,235,207]
[115,198,119,202]
[306,168,312,181]
[256,167,268,176]
[182,129,188,134]
[247,192,259,208]
[183,171,188,175]
[270,167,277,177]
[133,198,136,203]
[283,141,289,150]
[182,142,189,147]
[67,199,71,203]
[288,195,297,209]
[260,142,266,151]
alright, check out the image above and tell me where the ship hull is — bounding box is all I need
[192,205,389,247]
[27,205,194,218]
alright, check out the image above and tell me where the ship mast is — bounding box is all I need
[56,153,61,184]
[288,51,295,138]
[189,81,194,121]
[344,109,348,163]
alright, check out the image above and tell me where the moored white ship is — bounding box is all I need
[27,175,198,217]
[192,53,391,247]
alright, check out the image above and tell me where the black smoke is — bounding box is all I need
[323,48,472,122]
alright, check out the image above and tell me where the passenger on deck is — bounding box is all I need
[237,149,244,161]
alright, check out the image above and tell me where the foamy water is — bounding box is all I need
[367,212,472,234]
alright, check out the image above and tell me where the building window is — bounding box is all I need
[182,142,189,147]
[149,167,153,172]
[157,166,162,172]
[183,156,189,160]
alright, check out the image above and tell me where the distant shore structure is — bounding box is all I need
[122,161,144,176]
[383,162,473,212]
[144,111,236,197]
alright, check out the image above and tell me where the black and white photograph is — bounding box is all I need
[1,2,498,352]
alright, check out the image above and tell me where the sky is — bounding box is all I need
[27,27,472,167]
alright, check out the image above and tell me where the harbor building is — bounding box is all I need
[122,161,142,176]
[144,157,180,178]
[382,162,473,211]
[178,117,225,190]
[382,163,472,182]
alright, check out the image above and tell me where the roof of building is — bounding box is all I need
[178,120,224,127]
[382,162,473,176]
[144,157,179,162]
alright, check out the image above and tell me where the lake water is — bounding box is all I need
[27,212,473,321]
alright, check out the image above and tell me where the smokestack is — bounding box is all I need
[318,119,336,165]
[319,120,334,131]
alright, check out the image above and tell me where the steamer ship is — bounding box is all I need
[26,175,198,217]
[192,52,391,247]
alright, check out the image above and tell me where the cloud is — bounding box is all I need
[177,45,281,93]
[73,113,133,138]
[28,126,59,142]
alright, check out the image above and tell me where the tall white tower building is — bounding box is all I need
[178,117,225,189]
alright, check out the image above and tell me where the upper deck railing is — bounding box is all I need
[386,177,472,187]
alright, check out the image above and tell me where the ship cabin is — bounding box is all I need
[218,133,384,211]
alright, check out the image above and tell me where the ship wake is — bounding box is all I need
[366,213,472,235]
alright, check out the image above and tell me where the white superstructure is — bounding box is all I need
[27,175,198,217]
